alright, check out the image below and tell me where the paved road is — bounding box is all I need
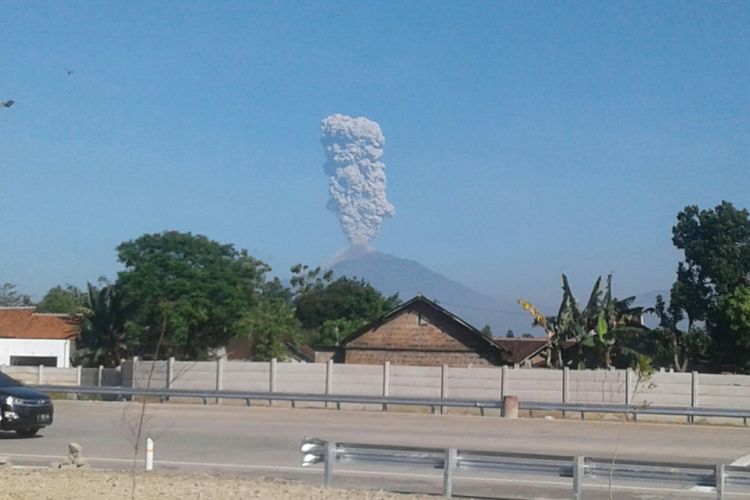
[3,401,750,499]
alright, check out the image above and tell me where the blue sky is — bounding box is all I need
[1,1,748,311]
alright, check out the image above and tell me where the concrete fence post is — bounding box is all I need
[443,448,457,498]
[97,365,103,387]
[625,368,632,420]
[216,357,224,404]
[501,365,508,400]
[573,456,585,500]
[325,359,333,408]
[562,367,569,418]
[440,365,448,415]
[382,361,390,412]
[691,371,699,424]
[269,358,277,405]
[75,365,82,399]
[131,356,139,389]
[167,357,174,390]
[38,365,44,385]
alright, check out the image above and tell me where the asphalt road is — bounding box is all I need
[3,401,750,499]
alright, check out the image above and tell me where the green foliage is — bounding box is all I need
[116,231,270,359]
[525,274,647,369]
[74,283,137,367]
[293,272,400,345]
[479,325,493,338]
[713,285,750,371]
[0,283,32,307]
[648,294,711,371]
[238,297,301,361]
[36,284,86,314]
[673,201,750,296]
[317,318,367,346]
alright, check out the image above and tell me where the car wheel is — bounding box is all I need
[15,428,39,438]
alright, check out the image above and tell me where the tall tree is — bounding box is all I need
[237,297,301,361]
[292,269,400,345]
[0,283,32,307]
[116,231,269,359]
[649,294,710,372]
[672,202,750,370]
[36,284,86,314]
[75,283,136,367]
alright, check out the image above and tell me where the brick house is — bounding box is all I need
[341,295,508,367]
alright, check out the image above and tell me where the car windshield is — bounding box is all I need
[0,372,21,387]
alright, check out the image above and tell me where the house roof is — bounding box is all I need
[342,294,508,356]
[492,338,578,364]
[0,307,80,340]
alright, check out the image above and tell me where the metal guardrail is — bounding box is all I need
[32,385,750,423]
[300,437,750,499]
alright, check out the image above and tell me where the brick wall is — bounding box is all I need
[344,301,502,367]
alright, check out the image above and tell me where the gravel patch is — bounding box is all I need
[0,468,433,500]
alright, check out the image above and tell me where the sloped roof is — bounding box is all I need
[0,307,79,340]
[493,338,578,364]
[342,295,508,356]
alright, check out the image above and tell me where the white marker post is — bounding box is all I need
[145,438,154,471]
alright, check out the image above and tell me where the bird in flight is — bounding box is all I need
[1,100,14,108]
[65,68,75,75]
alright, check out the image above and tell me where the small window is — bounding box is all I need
[417,314,428,326]
[10,356,57,367]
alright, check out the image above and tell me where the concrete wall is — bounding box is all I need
[0,338,73,367]
[6,357,750,414]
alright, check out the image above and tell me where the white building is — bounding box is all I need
[0,307,79,367]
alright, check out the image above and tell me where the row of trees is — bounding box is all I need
[519,201,750,373]
[2,231,399,367]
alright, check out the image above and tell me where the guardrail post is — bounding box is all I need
[324,440,335,487]
[382,361,390,412]
[716,464,725,500]
[573,456,584,500]
[325,360,333,409]
[441,364,448,415]
[562,367,569,418]
[691,371,698,424]
[216,357,224,404]
[443,448,457,498]
[38,365,44,384]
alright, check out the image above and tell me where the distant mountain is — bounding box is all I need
[329,250,532,336]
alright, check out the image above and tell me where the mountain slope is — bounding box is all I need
[329,251,531,336]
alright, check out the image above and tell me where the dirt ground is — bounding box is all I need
[0,468,432,500]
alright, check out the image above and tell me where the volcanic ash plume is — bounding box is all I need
[320,114,395,246]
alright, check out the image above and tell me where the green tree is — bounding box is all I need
[237,297,301,361]
[519,274,647,369]
[75,283,137,367]
[673,202,750,297]
[36,284,86,314]
[0,283,32,307]
[292,270,400,346]
[116,231,269,359]
[479,325,493,338]
[715,285,750,371]
[671,201,750,370]
[649,294,710,372]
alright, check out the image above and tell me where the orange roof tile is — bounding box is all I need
[0,308,80,340]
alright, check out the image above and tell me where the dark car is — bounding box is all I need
[0,371,53,437]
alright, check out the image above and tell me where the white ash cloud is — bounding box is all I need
[320,114,395,246]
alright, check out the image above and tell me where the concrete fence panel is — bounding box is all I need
[506,368,563,402]
[169,361,216,391]
[222,361,270,391]
[568,370,626,404]
[698,373,750,409]
[275,363,326,393]
[332,364,383,396]
[390,365,441,398]
[446,367,502,400]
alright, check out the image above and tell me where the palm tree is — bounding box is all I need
[75,283,136,367]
